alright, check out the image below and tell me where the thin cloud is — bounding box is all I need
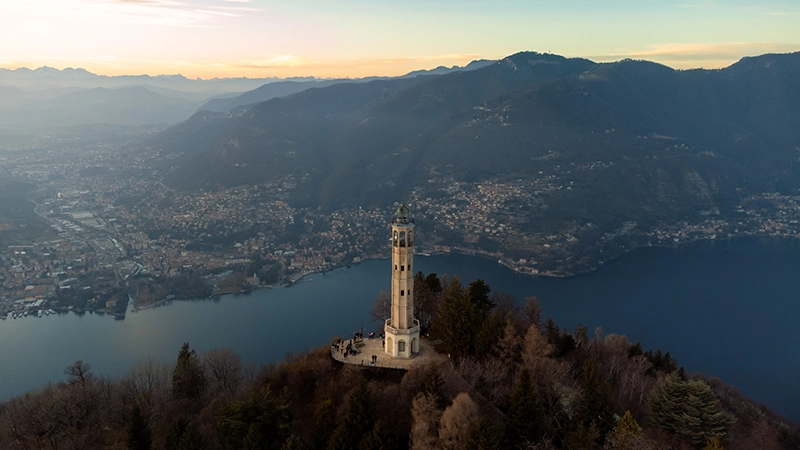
[83,0,246,27]
[589,42,800,68]
[209,5,261,12]
[195,9,239,17]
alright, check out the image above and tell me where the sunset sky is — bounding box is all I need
[1,0,799,79]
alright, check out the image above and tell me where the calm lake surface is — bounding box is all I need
[1,237,798,421]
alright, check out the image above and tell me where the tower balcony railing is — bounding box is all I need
[391,217,414,225]
[384,318,421,335]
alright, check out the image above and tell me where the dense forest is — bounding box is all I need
[1,273,798,450]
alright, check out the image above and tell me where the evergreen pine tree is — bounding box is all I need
[504,368,546,447]
[466,279,494,317]
[432,276,478,360]
[649,372,734,447]
[628,342,643,357]
[575,357,615,440]
[281,434,302,450]
[424,273,442,295]
[312,399,337,449]
[358,420,391,450]
[610,410,640,450]
[616,410,639,434]
[497,318,521,364]
[474,309,506,359]
[563,421,601,450]
[544,317,560,347]
[463,417,501,450]
[423,364,446,409]
[215,386,292,450]
[172,342,207,402]
[127,403,152,450]
[327,379,374,450]
[704,435,724,450]
[165,415,207,450]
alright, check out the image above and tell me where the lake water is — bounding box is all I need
[1,237,798,421]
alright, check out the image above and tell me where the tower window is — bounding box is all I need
[400,290,404,296]
[394,265,397,270]
[400,265,404,271]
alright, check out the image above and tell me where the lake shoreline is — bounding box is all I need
[2,238,799,420]
[117,233,800,315]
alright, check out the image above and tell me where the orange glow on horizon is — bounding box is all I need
[4,49,797,80]
[0,55,494,80]
[1,0,798,80]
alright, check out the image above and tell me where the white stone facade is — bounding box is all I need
[384,206,420,358]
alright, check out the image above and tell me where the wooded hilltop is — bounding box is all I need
[1,273,798,450]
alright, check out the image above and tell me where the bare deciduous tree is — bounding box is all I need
[491,291,516,317]
[64,360,93,386]
[120,358,172,414]
[521,296,543,331]
[410,393,441,450]
[497,318,521,364]
[370,289,391,324]
[439,392,479,450]
[202,348,243,396]
[522,324,552,367]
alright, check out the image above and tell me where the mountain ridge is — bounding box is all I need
[143,50,800,273]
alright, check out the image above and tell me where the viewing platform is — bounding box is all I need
[330,335,447,370]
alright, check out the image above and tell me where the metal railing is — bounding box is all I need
[384,318,420,335]
[329,346,408,370]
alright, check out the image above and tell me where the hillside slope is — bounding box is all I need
[152,51,800,207]
[145,51,800,272]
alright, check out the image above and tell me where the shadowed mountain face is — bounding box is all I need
[151,51,800,224]
[197,60,498,113]
[197,79,352,113]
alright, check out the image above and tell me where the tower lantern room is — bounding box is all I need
[385,204,420,358]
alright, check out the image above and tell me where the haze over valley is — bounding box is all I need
[2,1,800,448]
[3,52,800,316]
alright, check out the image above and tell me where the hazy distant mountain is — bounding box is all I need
[198,79,349,113]
[400,59,495,78]
[0,66,306,93]
[152,52,596,196]
[0,86,202,127]
[0,60,498,126]
[198,60,497,113]
[147,51,800,247]
[0,86,27,106]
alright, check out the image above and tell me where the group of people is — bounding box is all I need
[332,337,360,359]
[330,328,387,364]
[360,354,379,366]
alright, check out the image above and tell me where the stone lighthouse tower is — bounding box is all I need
[384,204,420,358]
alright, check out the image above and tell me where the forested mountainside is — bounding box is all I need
[137,51,800,274]
[151,51,800,212]
[2,274,798,450]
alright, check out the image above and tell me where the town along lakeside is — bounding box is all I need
[133,231,800,316]
[5,163,800,321]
